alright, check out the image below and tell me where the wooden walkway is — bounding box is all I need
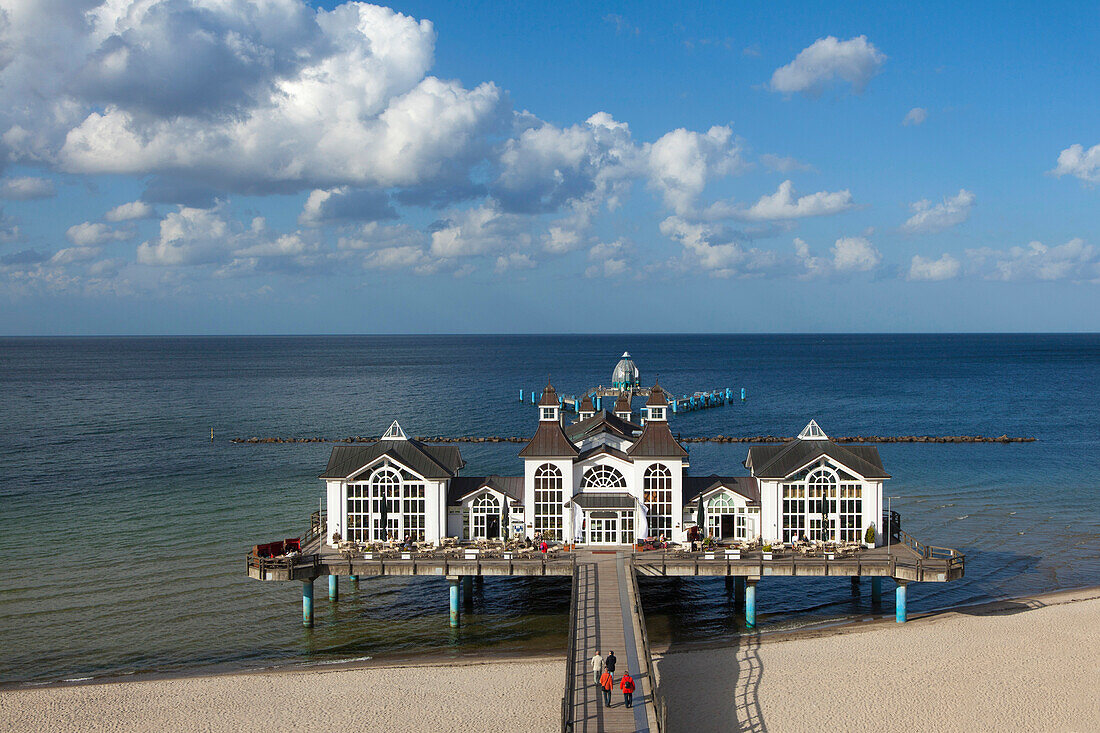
[567,550,659,733]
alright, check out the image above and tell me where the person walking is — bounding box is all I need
[620,670,636,708]
[590,651,603,685]
[604,650,617,675]
[599,667,614,706]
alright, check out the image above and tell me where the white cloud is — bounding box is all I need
[902,107,928,126]
[363,245,442,275]
[1051,143,1100,184]
[50,246,102,265]
[832,236,881,272]
[967,239,1098,282]
[660,216,779,278]
[907,253,961,281]
[337,222,428,251]
[429,204,530,258]
[494,252,536,274]
[65,221,134,246]
[737,180,854,221]
[901,189,974,234]
[646,125,746,215]
[795,236,881,278]
[769,36,886,96]
[584,238,629,278]
[299,186,396,226]
[0,176,55,200]
[104,200,155,222]
[136,207,232,266]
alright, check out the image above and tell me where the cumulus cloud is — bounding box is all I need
[736,180,854,221]
[50,246,102,265]
[0,176,55,199]
[494,252,536,274]
[584,238,630,278]
[903,107,928,126]
[967,239,1098,282]
[660,216,779,278]
[795,236,881,278]
[1051,143,1100,184]
[769,36,886,96]
[907,253,961,281]
[646,125,746,215]
[104,200,155,222]
[362,245,442,275]
[336,221,428,251]
[136,207,232,266]
[429,204,530,258]
[901,189,974,234]
[66,221,134,246]
[299,187,397,226]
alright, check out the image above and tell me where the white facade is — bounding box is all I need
[322,414,888,549]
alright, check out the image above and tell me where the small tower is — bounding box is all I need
[645,380,668,422]
[538,380,561,423]
[614,392,632,421]
[577,394,595,421]
[798,419,827,440]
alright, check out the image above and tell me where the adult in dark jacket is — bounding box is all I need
[604,651,617,674]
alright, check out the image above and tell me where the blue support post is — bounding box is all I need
[745,580,757,629]
[328,574,338,602]
[302,579,314,627]
[349,574,358,585]
[741,387,746,401]
[519,389,523,402]
[449,577,460,628]
[895,581,908,623]
[871,577,882,605]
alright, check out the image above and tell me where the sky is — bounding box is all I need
[0,0,1098,335]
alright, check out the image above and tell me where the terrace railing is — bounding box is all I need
[885,511,965,569]
[628,558,667,731]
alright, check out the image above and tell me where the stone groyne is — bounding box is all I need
[230,434,1036,445]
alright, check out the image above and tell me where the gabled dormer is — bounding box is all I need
[577,394,595,421]
[645,379,668,423]
[538,380,561,423]
[519,380,579,458]
[614,393,632,421]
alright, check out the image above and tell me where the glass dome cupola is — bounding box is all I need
[612,351,640,390]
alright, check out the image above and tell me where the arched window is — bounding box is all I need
[470,493,501,539]
[354,466,425,542]
[370,469,401,541]
[807,468,837,542]
[534,464,563,539]
[580,465,626,489]
[643,463,672,537]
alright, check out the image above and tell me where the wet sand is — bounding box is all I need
[2,588,1097,732]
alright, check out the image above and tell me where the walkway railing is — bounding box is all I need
[628,559,667,731]
[561,565,580,733]
[885,511,964,569]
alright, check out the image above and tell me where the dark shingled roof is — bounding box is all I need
[614,393,631,413]
[627,421,688,458]
[646,382,668,407]
[745,440,889,479]
[320,440,464,480]
[565,410,641,443]
[447,475,524,505]
[578,394,595,412]
[683,475,759,505]
[518,420,579,458]
[577,444,632,462]
[538,382,559,407]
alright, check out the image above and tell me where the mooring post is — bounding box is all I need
[448,576,461,628]
[895,581,908,623]
[871,576,882,606]
[328,574,338,602]
[851,576,860,595]
[745,579,758,629]
[302,579,314,627]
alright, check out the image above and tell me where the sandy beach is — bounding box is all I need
[2,588,1098,732]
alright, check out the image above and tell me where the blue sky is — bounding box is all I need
[1,0,1098,334]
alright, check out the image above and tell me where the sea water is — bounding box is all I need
[1,334,1098,685]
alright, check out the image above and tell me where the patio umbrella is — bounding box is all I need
[380,492,389,540]
[572,501,584,542]
[500,499,509,540]
[695,496,705,535]
[638,501,649,541]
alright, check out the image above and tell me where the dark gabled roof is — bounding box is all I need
[627,421,688,458]
[518,420,579,458]
[646,382,668,407]
[447,475,524,505]
[614,393,631,413]
[565,410,641,443]
[578,394,595,412]
[745,440,889,479]
[683,475,759,505]
[538,382,559,407]
[320,440,464,480]
[572,492,636,509]
[577,444,632,462]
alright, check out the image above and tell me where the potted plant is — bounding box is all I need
[865,525,876,548]
[762,543,773,560]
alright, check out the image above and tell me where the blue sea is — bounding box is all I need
[1,334,1098,686]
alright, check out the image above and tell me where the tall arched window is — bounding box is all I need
[807,468,838,542]
[581,465,626,489]
[534,464,563,539]
[370,469,401,541]
[470,493,500,539]
[643,463,672,537]
[359,467,426,542]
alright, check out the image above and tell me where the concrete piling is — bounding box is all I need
[745,580,757,629]
[448,577,460,628]
[302,579,314,627]
[895,581,908,623]
[329,574,338,602]
[871,577,882,605]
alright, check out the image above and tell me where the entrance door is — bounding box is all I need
[720,515,736,539]
[588,512,618,544]
[486,515,500,539]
